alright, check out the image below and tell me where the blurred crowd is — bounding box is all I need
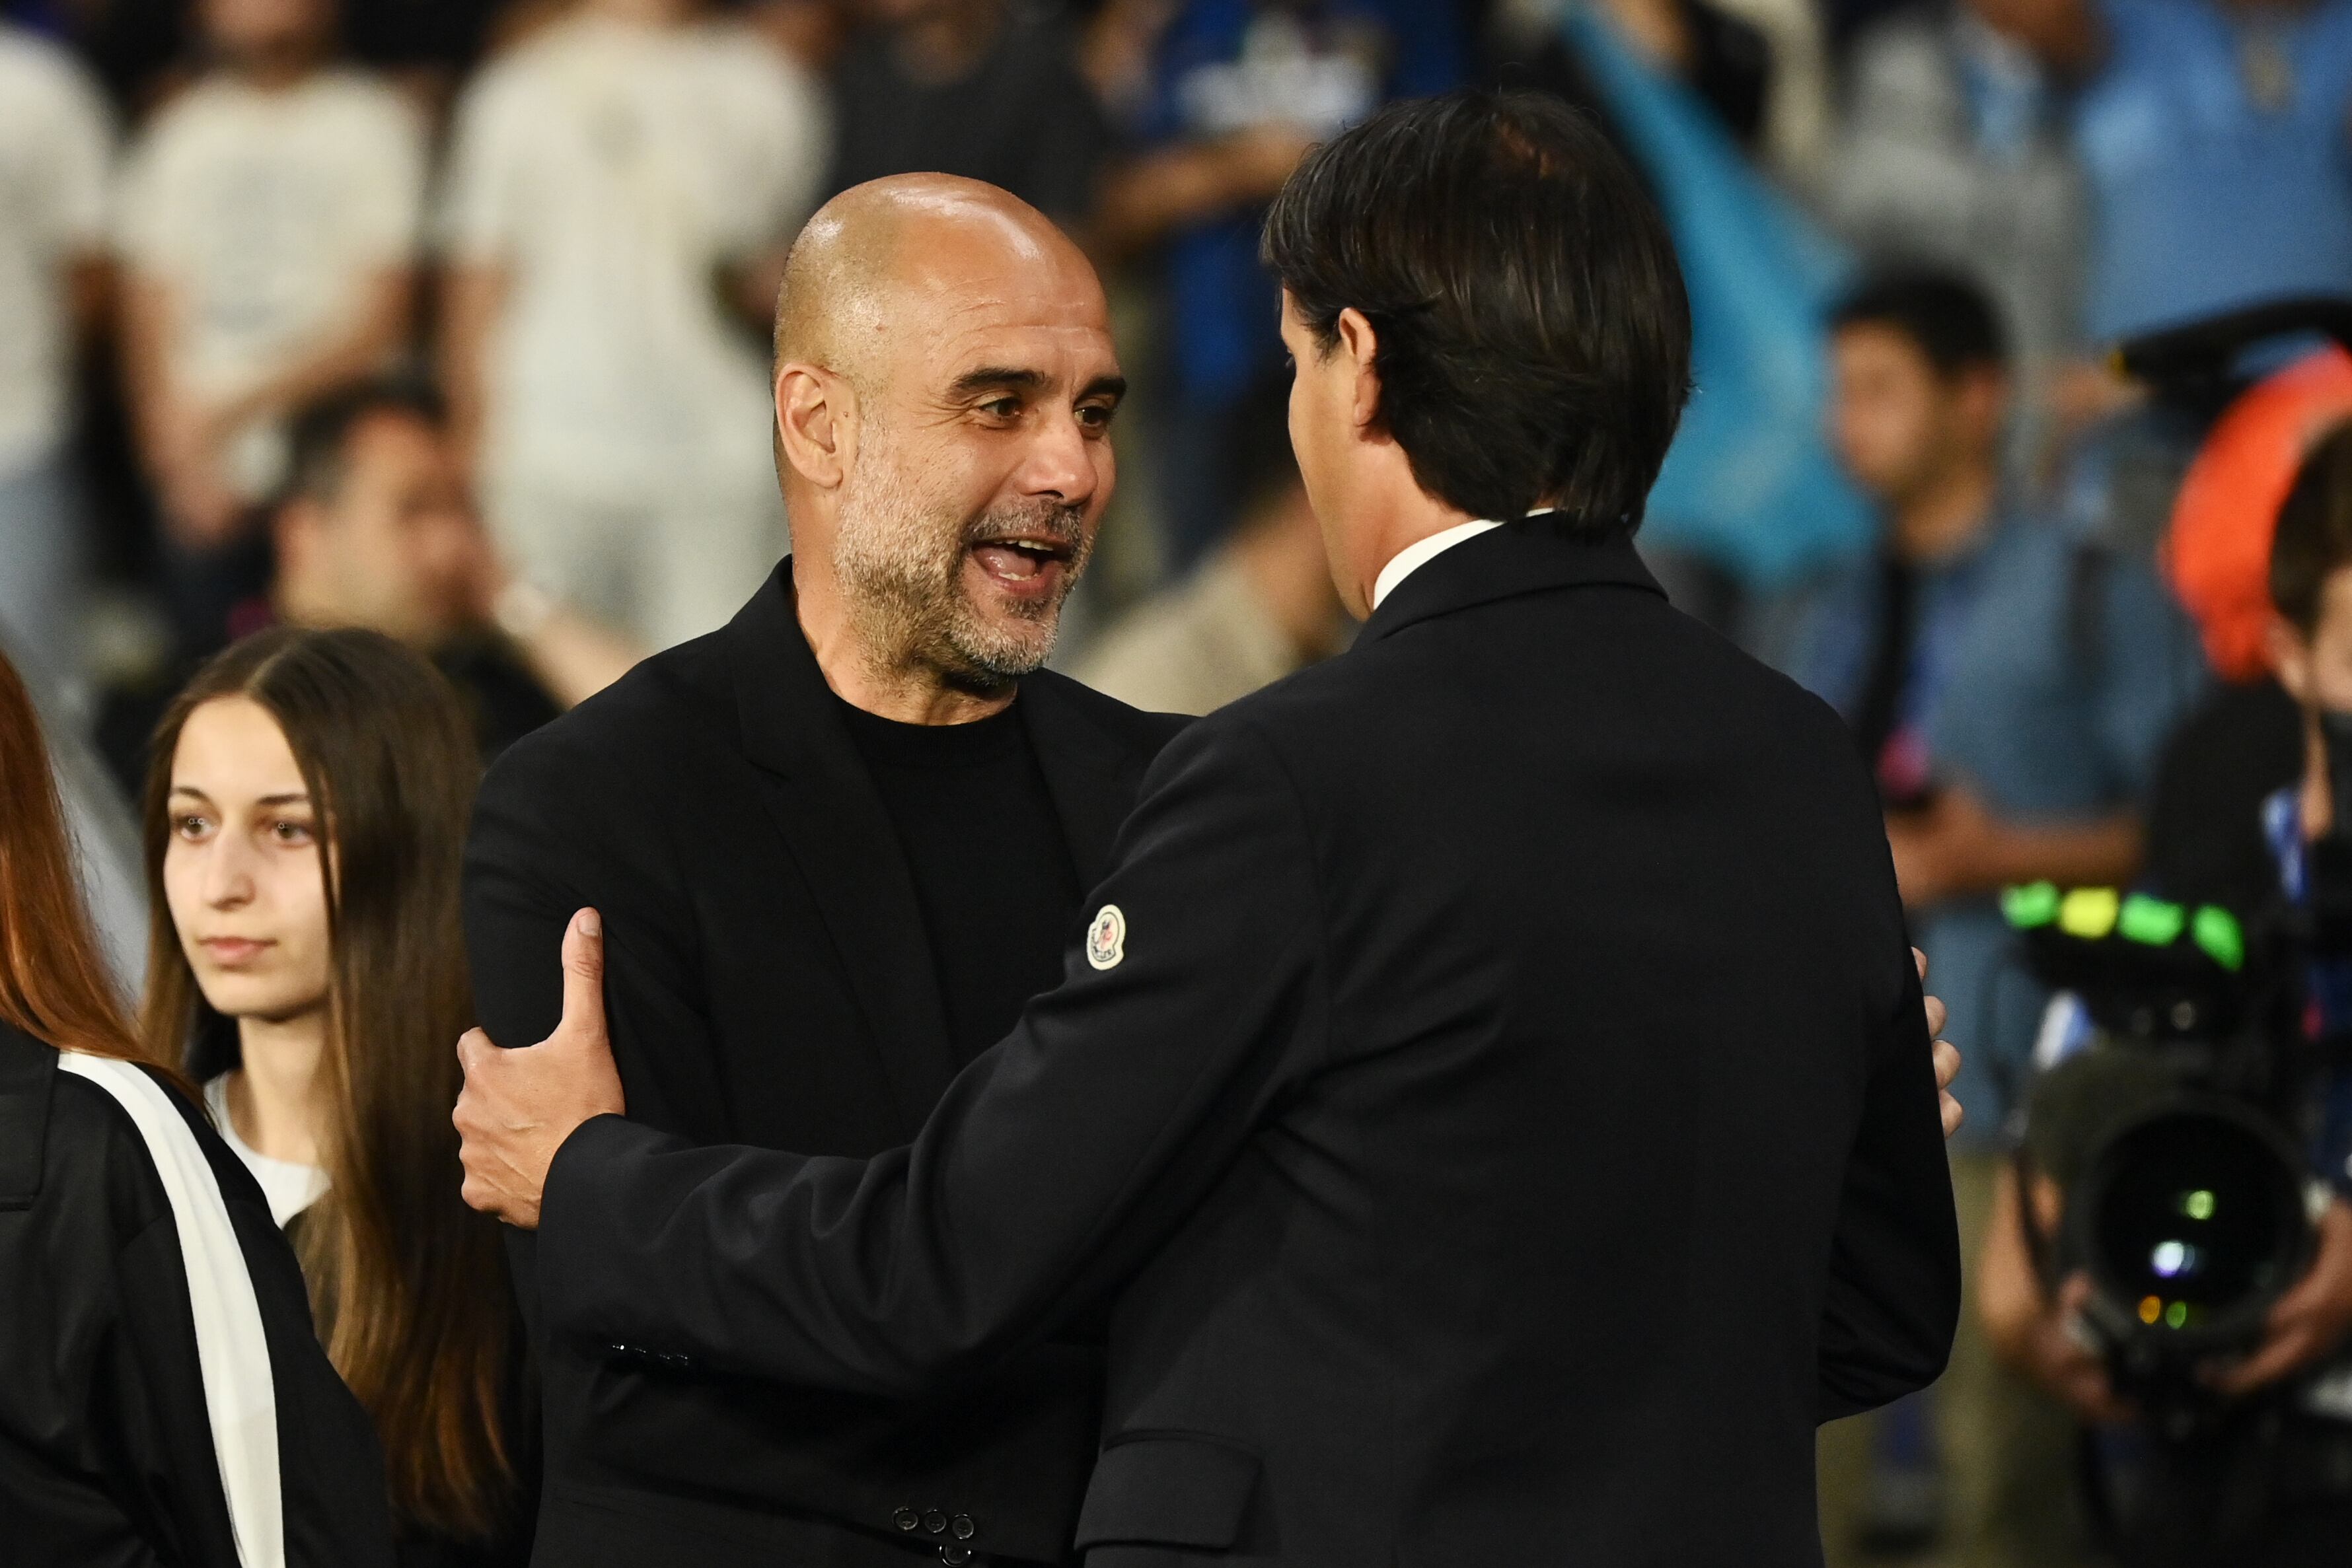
[13,0,2352,1561]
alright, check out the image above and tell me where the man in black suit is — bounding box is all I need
[459,175,1181,1564]
[461,94,1963,1564]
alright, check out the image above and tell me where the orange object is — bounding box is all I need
[2165,345,2352,679]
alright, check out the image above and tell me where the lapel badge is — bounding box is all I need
[1085,904,1127,971]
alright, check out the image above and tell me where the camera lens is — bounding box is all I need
[2084,1106,2307,1336]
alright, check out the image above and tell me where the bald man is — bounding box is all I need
[460,177,1180,1568]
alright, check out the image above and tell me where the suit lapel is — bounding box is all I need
[728,565,961,1132]
[1019,672,1146,892]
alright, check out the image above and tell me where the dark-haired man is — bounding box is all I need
[1779,271,2203,1148]
[1777,271,2201,1563]
[96,382,640,790]
[460,92,1962,1563]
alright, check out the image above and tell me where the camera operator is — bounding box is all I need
[1979,417,2352,1565]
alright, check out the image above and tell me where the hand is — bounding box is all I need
[455,908,625,1228]
[2211,1197,2352,1396]
[1918,947,1964,1139]
[2017,1271,2138,1425]
[1887,789,1999,911]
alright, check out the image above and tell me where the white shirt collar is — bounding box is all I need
[1370,520,1503,610]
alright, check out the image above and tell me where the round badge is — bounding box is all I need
[1085,904,1126,970]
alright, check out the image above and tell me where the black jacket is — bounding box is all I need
[462,563,1187,1567]
[529,524,1962,1567]
[0,1024,394,1568]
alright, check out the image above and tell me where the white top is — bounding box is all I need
[0,25,113,472]
[204,1073,330,1228]
[1370,519,1504,610]
[114,70,426,499]
[438,15,828,493]
[63,1053,283,1568]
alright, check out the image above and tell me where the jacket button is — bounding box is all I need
[939,1547,973,1567]
[923,1509,948,1534]
[893,1507,919,1532]
[951,1515,975,1540]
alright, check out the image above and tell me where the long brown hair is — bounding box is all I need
[0,647,157,1069]
[139,627,515,1540]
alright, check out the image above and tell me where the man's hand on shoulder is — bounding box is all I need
[1920,948,1964,1140]
[456,908,626,1229]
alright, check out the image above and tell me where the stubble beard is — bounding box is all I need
[832,431,1093,695]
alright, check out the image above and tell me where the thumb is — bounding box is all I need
[555,908,608,1050]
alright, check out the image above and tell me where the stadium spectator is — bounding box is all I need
[1821,0,2096,474]
[1771,269,2205,1566]
[1096,0,1465,569]
[0,20,112,692]
[2073,0,2352,344]
[0,637,398,1568]
[97,382,640,794]
[270,383,640,750]
[439,0,826,651]
[115,0,426,656]
[141,627,533,1566]
[1076,375,1347,711]
[1778,271,2203,1133]
[826,0,1107,229]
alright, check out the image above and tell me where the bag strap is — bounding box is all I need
[59,1052,285,1568]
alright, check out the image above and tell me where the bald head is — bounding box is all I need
[768,174,1126,722]
[773,174,1101,388]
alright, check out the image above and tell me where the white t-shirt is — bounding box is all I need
[115,70,425,499]
[0,26,113,474]
[203,1073,330,1229]
[439,15,827,495]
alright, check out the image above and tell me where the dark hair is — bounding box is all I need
[140,627,515,1542]
[2271,420,2352,632]
[280,378,447,511]
[1830,270,2008,378]
[1262,90,1691,533]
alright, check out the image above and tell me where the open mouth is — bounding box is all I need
[969,534,1078,593]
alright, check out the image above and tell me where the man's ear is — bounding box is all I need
[2269,614,2316,704]
[1335,307,1382,433]
[776,364,854,490]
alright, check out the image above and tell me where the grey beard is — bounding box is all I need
[834,482,1089,691]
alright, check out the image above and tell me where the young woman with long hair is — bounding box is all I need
[141,626,529,1565]
[0,642,394,1567]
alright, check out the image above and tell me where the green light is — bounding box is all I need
[2059,887,2121,940]
[2192,906,2245,972]
[2119,894,2187,946]
[2165,1301,2189,1330]
[2184,1190,2217,1221]
[2003,882,2062,930]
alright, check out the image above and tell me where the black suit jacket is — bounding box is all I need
[0,1024,395,1568]
[462,563,1186,1566]
[531,524,1962,1567]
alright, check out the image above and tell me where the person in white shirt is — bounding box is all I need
[438,0,828,651]
[116,0,425,645]
[0,24,113,690]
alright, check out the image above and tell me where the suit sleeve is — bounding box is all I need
[533,715,1329,1397]
[1816,946,1963,1422]
[463,727,729,1345]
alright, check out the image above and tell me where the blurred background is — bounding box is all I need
[10,0,2352,1561]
